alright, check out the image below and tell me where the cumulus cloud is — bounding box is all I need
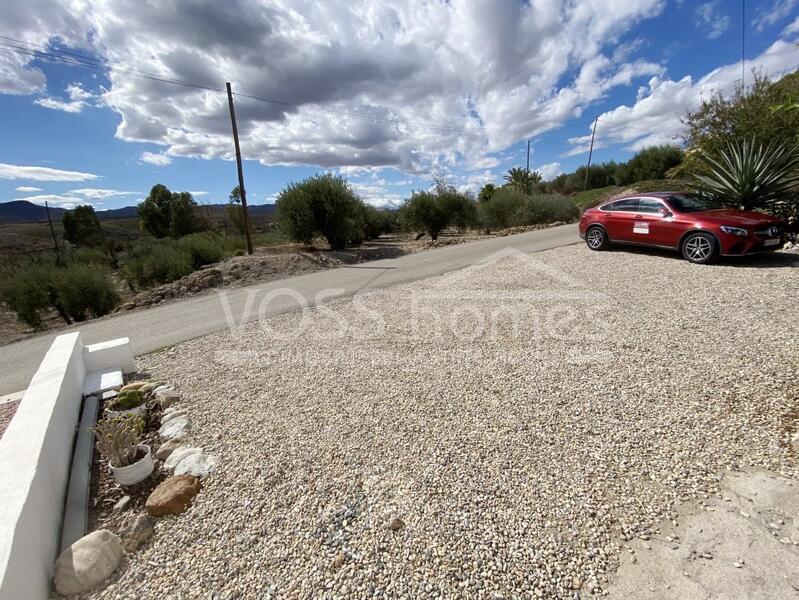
[0,0,670,174]
[695,1,730,39]
[15,186,42,192]
[35,83,94,113]
[536,162,563,181]
[566,40,799,155]
[0,162,100,181]
[140,151,173,166]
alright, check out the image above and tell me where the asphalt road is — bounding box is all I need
[0,224,579,395]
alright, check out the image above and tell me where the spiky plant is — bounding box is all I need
[690,138,799,211]
[91,416,141,467]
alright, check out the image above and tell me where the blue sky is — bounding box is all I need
[0,0,798,211]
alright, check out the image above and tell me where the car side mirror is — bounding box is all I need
[658,207,673,218]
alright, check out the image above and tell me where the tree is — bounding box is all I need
[138,184,202,239]
[503,167,542,194]
[478,183,496,203]
[226,185,248,235]
[615,146,684,185]
[169,191,200,238]
[401,180,477,239]
[690,138,799,211]
[275,173,365,249]
[62,205,104,247]
[681,72,799,175]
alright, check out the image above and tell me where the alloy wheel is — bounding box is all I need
[685,235,712,261]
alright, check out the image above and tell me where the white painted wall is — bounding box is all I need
[0,332,134,600]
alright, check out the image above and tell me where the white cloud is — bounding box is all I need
[67,188,138,199]
[753,0,798,32]
[784,16,799,35]
[35,82,93,113]
[14,186,42,192]
[535,162,563,181]
[189,190,209,197]
[0,0,669,174]
[0,163,100,181]
[140,151,173,166]
[565,40,799,155]
[696,1,730,39]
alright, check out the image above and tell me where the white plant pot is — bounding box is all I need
[110,444,154,486]
[106,403,146,420]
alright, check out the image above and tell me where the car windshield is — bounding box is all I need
[666,194,720,213]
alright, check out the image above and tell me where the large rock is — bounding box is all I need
[53,530,123,596]
[155,439,184,461]
[156,389,180,409]
[163,446,202,472]
[145,475,201,516]
[119,514,155,553]
[160,410,187,425]
[159,414,191,441]
[174,452,218,479]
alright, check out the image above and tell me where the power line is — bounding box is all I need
[0,36,528,135]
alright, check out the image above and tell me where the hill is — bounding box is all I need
[0,200,276,223]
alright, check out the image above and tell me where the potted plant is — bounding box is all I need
[106,389,147,419]
[92,416,154,486]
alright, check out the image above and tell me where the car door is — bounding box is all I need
[637,198,682,248]
[601,198,640,242]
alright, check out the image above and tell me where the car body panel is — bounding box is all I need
[578,192,785,257]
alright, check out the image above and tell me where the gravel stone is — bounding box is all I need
[91,246,799,599]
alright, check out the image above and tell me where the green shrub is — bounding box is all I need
[234,249,246,257]
[401,182,477,239]
[70,246,111,267]
[276,174,365,249]
[56,264,120,322]
[0,263,60,328]
[177,232,225,268]
[523,194,580,224]
[122,242,193,287]
[0,262,118,327]
[479,188,527,229]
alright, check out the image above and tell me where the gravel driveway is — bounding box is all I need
[98,246,798,599]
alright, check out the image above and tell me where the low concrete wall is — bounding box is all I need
[0,333,134,600]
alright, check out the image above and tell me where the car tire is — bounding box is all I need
[585,226,608,251]
[681,232,718,264]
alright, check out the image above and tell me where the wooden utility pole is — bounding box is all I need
[526,139,531,173]
[583,117,599,192]
[226,82,253,255]
[45,201,62,265]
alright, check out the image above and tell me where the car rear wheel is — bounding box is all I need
[585,226,608,251]
[681,232,718,264]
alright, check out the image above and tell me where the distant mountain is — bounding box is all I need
[0,200,276,223]
[0,200,66,222]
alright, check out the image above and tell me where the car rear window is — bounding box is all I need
[602,199,639,212]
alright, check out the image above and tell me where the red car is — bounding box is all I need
[579,192,785,264]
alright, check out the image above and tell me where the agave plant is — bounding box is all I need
[690,138,799,211]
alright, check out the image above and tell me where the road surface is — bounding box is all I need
[0,224,578,395]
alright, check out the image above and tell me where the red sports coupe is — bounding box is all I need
[578,192,785,264]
